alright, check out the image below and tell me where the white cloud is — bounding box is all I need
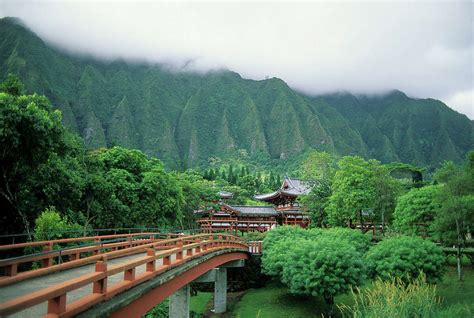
[444,89,474,119]
[0,0,472,118]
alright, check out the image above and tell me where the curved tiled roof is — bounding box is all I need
[230,205,277,216]
[254,176,314,201]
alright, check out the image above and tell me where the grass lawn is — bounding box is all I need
[230,266,474,318]
[191,292,213,314]
[436,266,474,308]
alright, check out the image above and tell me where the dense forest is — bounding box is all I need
[1,17,472,170]
[1,74,472,245]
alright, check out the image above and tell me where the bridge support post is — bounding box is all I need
[169,284,190,318]
[214,267,227,313]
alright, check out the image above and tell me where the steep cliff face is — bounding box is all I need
[1,17,472,167]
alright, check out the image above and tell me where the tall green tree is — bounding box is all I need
[392,185,442,236]
[326,156,376,226]
[431,151,474,281]
[0,79,77,236]
[298,151,337,227]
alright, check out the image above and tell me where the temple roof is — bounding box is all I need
[194,204,277,216]
[229,205,277,216]
[254,176,313,201]
[218,191,234,199]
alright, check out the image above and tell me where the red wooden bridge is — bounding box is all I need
[0,232,260,317]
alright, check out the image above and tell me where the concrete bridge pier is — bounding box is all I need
[169,284,190,318]
[169,260,244,317]
[213,267,227,313]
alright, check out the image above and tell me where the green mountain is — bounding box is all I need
[1,17,472,168]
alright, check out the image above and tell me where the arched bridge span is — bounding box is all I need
[0,233,250,317]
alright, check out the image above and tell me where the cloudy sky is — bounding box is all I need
[1,0,473,118]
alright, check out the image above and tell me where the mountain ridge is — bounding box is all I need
[0,17,472,168]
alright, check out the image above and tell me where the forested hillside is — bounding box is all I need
[1,17,472,168]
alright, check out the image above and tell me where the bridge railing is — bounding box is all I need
[247,241,262,254]
[0,234,248,317]
[0,233,244,286]
[0,232,191,284]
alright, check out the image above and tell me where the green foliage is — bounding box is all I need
[327,156,398,226]
[365,236,445,284]
[261,225,310,251]
[144,299,169,318]
[261,226,316,276]
[0,73,25,96]
[0,75,213,234]
[433,161,459,184]
[262,227,366,309]
[317,227,372,253]
[393,185,442,236]
[34,207,81,241]
[298,151,337,227]
[280,237,365,305]
[339,274,440,318]
[0,85,78,235]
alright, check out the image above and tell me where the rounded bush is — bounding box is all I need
[281,237,366,303]
[318,227,372,253]
[365,236,445,283]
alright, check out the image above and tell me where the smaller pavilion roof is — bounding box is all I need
[254,176,314,201]
[218,191,234,199]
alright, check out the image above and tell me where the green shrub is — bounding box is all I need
[365,236,445,283]
[315,227,372,253]
[339,274,440,318]
[393,185,442,236]
[281,237,366,305]
[261,238,295,276]
[261,225,311,250]
[240,231,267,242]
[34,207,82,241]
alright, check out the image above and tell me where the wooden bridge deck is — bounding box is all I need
[0,233,251,317]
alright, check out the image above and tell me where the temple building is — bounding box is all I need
[195,177,312,234]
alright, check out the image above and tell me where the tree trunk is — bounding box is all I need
[456,219,463,281]
[324,294,334,318]
[359,210,363,233]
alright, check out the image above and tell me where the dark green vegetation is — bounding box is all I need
[1,17,472,169]
[232,267,473,317]
[0,75,217,236]
[258,148,473,316]
[261,226,446,314]
[365,236,445,284]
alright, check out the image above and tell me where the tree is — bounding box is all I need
[0,88,72,236]
[138,167,184,229]
[281,237,365,315]
[327,156,398,230]
[316,227,372,253]
[175,170,218,229]
[326,156,377,226]
[431,151,474,281]
[298,151,337,227]
[34,207,81,241]
[365,236,445,284]
[261,225,314,276]
[392,185,442,236]
[0,73,25,96]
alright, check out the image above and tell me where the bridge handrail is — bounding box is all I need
[0,232,170,251]
[0,235,248,317]
[0,235,155,266]
[0,233,243,286]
